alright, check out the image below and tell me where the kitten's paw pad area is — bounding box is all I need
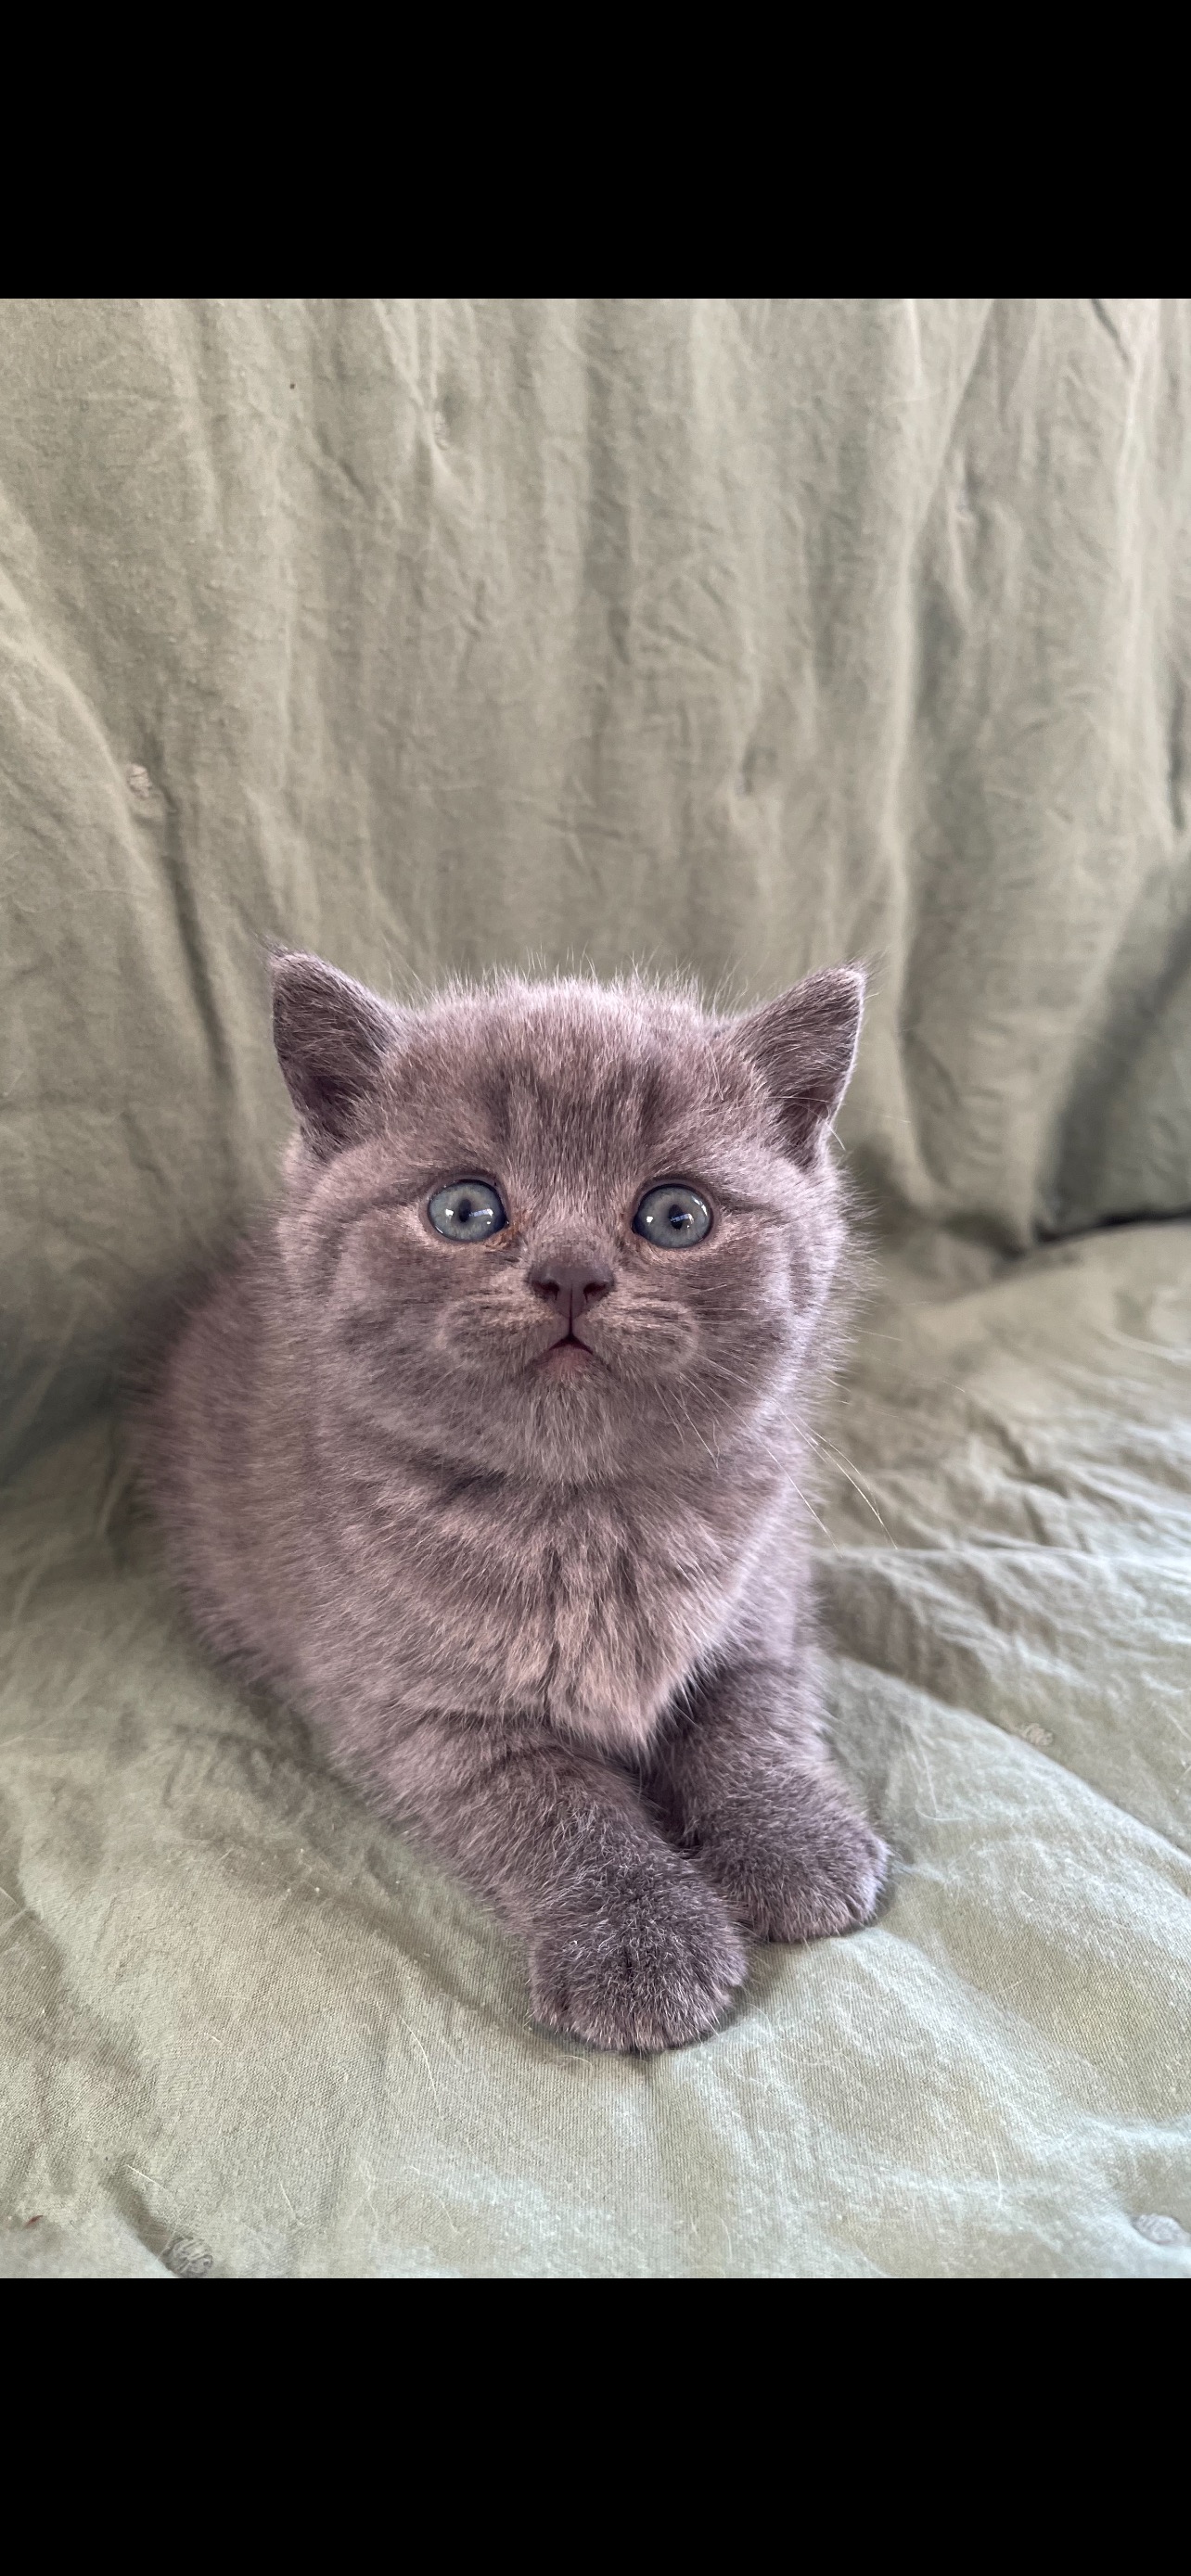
[696,1789,889,1945]
[529,1875,748,2053]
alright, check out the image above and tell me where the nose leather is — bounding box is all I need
[529,1258,615,1333]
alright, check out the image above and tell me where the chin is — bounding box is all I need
[536,1343,600,1384]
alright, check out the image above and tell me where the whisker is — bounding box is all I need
[806,1432,892,1535]
[787,1480,839,1549]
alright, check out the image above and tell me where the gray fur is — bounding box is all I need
[142,956,887,2051]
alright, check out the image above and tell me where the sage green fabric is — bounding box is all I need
[1,300,1188,2277]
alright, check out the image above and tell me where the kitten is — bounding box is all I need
[144,952,888,2051]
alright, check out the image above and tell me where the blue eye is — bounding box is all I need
[428,1180,507,1242]
[634,1183,712,1247]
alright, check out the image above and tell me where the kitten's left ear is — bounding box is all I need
[720,966,865,1166]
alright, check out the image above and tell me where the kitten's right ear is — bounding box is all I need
[271,950,400,1157]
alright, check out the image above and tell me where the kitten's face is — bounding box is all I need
[274,963,861,1481]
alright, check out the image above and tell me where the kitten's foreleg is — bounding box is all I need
[375,1713,748,2052]
[645,1661,888,1942]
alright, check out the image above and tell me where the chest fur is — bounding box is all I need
[332,1465,773,1752]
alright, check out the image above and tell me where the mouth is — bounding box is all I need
[535,1333,600,1381]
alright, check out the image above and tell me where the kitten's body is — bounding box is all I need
[146,959,887,2049]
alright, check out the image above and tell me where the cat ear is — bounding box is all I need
[271,950,401,1157]
[722,966,864,1166]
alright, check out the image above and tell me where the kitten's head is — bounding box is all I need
[272,954,863,1482]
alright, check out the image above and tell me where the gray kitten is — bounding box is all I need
[144,954,888,2050]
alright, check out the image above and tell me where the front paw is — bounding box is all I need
[529,1865,748,2054]
[694,1777,889,1945]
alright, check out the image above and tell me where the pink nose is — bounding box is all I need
[529,1258,615,1325]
